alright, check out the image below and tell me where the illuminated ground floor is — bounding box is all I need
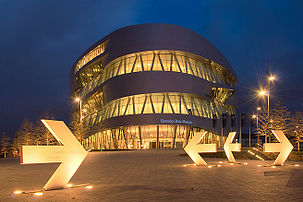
[84,124,225,150]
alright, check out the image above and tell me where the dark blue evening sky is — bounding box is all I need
[1,0,302,137]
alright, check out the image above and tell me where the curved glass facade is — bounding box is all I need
[74,50,236,98]
[84,125,226,150]
[83,92,235,128]
[71,24,237,150]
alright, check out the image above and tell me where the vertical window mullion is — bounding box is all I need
[158,53,165,71]
[141,95,148,114]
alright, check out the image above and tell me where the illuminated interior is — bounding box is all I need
[83,92,235,128]
[71,48,236,150]
[84,124,226,150]
[74,41,107,74]
[73,50,236,98]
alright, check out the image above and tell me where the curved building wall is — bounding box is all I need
[70,24,237,150]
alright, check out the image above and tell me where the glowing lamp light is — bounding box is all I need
[66,184,73,188]
[230,163,234,165]
[257,165,262,167]
[207,165,212,168]
[271,166,276,168]
[268,75,276,81]
[85,185,93,189]
[294,164,300,167]
[75,97,81,102]
[33,192,43,196]
[218,161,223,164]
[217,165,222,167]
[259,90,267,96]
[14,191,22,194]
[182,164,187,167]
[244,163,248,165]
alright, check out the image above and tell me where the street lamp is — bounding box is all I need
[267,75,276,143]
[258,90,270,143]
[249,114,257,148]
[256,107,261,146]
[75,97,83,145]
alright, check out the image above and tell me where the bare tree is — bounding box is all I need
[0,132,11,158]
[270,101,291,139]
[289,111,303,151]
[33,110,57,145]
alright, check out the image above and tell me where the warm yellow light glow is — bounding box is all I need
[21,120,88,190]
[230,163,234,165]
[182,164,187,167]
[82,109,87,113]
[207,165,212,168]
[295,164,300,167]
[184,131,217,166]
[263,130,294,166]
[271,166,276,168]
[33,192,43,196]
[217,165,222,167]
[252,115,257,119]
[257,165,262,167]
[193,164,197,166]
[224,132,241,163]
[244,162,248,165]
[257,107,261,111]
[85,185,93,189]
[219,161,223,164]
[75,97,81,102]
[268,75,276,81]
[14,191,22,194]
[259,90,267,96]
[66,184,73,188]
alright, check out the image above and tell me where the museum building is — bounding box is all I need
[70,23,237,150]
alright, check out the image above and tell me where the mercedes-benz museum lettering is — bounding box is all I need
[70,23,237,150]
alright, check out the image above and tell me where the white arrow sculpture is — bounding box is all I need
[263,130,293,165]
[21,120,88,190]
[224,132,241,163]
[184,131,217,165]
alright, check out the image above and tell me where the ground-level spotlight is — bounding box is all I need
[271,166,276,168]
[218,161,223,164]
[230,163,234,165]
[33,192,43,196]
[243,163,248,165]
[257,165,262,167]
[66,184,73,188]
[294,164,300,167]
[85,185,93,189]
[13,191,22,194]
[182,164,187,167]
[217,165,222,167]
[207,165,212,168]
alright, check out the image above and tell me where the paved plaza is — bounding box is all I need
[1,149,303,201]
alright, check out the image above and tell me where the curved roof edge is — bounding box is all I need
[72,23,236,77]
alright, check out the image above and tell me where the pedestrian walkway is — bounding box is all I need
[2,149,303,201]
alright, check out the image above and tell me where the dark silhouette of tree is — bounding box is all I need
[0,132,11,158]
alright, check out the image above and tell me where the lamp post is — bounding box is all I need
[75,97,83,145]
[250,114,257,148]
[256,107,261,146]
[267,75,276,143]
